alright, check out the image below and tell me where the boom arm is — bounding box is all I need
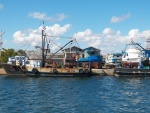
[46,39,74,60]
[130,38,147,52]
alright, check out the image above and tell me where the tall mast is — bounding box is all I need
[0,31,5,56]
[41,21,46,67]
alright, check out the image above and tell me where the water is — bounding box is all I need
[0,75,150,113]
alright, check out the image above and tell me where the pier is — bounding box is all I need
[91,68,114,76]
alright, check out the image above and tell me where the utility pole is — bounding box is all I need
[0,31,5,56]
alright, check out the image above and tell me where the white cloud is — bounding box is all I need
[74,29,101,49]
[28,12,67,22]
[51,43,61,52]
[110,13,130,23]
[13,24,71,51]
[102,28,115,35]
[74,28,150,54]
[57,13,66,21]
[142,30,150,39]
[0,3,4,9]
[13,22,150,54]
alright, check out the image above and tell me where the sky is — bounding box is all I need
[0,0,150,54]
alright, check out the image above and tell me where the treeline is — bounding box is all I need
[0,48,26,63]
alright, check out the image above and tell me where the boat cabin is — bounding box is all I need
[7,56,26,66]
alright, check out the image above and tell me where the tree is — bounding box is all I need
[17,49,26,56]
[0,48,18,63]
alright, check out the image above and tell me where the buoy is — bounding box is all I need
[32,68,39,74]
[21,66,26,70]
[53,69,58,74]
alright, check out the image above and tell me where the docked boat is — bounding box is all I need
[121,48,142,68]
[2,22,91,77]
[105,53,122,68]
[121,43,143,68]
[121,38,150,68]
[115,40,150,77]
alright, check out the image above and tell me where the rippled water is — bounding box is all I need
[0,75,150,113]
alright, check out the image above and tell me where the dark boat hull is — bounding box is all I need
[115,68,150,77]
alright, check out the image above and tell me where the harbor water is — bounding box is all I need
[0,75,150,112]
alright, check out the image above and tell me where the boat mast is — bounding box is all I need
[42,21,46,67]
[0,31,5,57]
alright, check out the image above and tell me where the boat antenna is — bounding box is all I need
[0,30,5,56]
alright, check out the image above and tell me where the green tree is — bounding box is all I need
[0,48,18,63]
[17,49,26,56]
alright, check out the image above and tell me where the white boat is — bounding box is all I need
[105,53,122,67]
[121,43,143,68]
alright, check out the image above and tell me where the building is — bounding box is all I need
[62,46,84,67]
[78,47,103,68]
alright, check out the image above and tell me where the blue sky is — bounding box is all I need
[0,0,150,54]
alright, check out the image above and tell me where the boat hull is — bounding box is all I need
[2,63,91,77]
[121,61,139,68]
[115,68,150,77]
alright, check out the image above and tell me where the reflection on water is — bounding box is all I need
[0,76,150,112]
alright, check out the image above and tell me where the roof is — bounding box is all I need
[78,55,103,62]
[62,46,83,52]
[84,47,100,51]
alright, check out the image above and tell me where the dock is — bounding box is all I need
[0,68,6,75]
[91,68,114,76]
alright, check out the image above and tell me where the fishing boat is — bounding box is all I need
[115,39,150,77]
[121,39,150,68]
[2,22,91,77]
[121,47,142,68]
